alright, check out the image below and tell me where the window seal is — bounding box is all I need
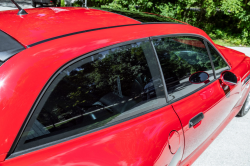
[149,38,169,102]
[204,40,216,79]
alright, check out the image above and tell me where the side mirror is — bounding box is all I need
[189,71,210,84]
[221,71,238,85]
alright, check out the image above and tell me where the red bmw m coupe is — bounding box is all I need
[0,5,250,166]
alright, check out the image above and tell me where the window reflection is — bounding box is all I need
[21,41,165,148]
[153,37,214,101]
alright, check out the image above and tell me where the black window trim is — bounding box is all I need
[149,39,169,102]
[27,23,187,48]
[7,37,169,159]
[204,40,216,78]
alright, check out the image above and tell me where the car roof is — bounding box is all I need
[0,7,141,46]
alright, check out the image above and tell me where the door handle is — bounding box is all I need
[189,112,204,128]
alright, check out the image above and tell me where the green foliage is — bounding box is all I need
[76,0,250,46]
[71,0,83,6]
[61,0,65,7]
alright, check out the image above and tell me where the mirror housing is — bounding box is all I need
[189,71,210,84]
[221,71,238,85]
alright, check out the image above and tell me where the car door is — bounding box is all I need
[152,35,241,162]
[3,39,184,166]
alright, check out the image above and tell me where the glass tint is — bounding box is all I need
[16,41,166,151]
[153,36,214,101]
[207,43,229,77]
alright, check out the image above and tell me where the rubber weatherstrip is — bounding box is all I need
[27,24,142,48]
[27,23,185,48]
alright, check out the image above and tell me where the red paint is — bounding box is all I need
[193,121,202,129]
[1,106,184,166]
[216,44,246,68]
[168,131,180,154]
[0,7,141,46]
[0,7,249,166]
[0,153,7,162]
[0,23,205,156]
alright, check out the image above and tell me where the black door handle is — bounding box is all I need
[189,112,204,128]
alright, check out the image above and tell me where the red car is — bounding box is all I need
[0,6,250,166]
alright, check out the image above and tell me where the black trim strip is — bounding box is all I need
[28,24,141,47]
[27,23,187,48]
[149,38,169,102]
[204,40,216,79]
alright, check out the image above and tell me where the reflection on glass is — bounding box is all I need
[189,72,209,84]
[153,36,214,101]
[21,41,165,148]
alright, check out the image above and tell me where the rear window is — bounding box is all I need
[94,7,184,24]
[0,30,25,61]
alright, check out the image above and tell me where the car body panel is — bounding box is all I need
[2,105,184,166]
[173,71,241,160]
[178,57,250,165]
[216,44,246,69]
[179,85,250,166]
[0,7,141,46]
[0,24,198,155]
[0,7,250,166]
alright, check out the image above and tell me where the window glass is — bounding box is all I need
[16,41,166,151]
[153,36,214,101]
[207,43,229,77]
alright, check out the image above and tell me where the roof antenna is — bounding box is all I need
[10,0,28,15]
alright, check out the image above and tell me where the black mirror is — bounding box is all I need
[222,71,237,85]
[189,71,210,84]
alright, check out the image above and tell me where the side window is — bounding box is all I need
[153,36,214,101]
[207,43,229,77]
[15,41,166,152]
